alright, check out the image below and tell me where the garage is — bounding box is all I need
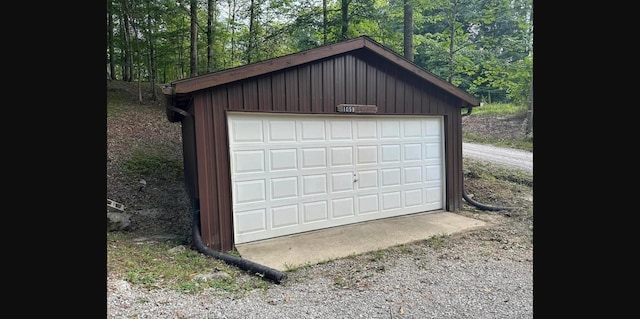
[228,113,444,243]
[163,36,480,252]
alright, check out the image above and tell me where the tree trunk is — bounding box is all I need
[322,0,327,44]
[403,0,413,61]
[120,0,133,82]
[107,0,116,80]
[146,0,156,100]
[247,0,255,64]
[446,1,458,83]
[207,0,214,72]
[526,79,533,135]
[229,0,237,66]
[128,5,143,103]
[190,0,198,77]
[340,0,349,41]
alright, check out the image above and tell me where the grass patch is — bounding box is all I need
[121,149,184,182]
[463,157,533,187]
[463,132,533,152]
[465,103,529,116]
[462,102,533,152]
[107,232,270,294]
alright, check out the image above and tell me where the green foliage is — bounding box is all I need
[468,103,527,116]
[122,150,183,182]
[108,0,532,113]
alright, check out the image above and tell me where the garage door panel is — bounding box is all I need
[270,149,297,171]
[331,172,355,192]
[271,204,298,228]
[233,150,265,174]
[302,174,327,196]
[300,121,325,141]
[231,119,264,143]
[356,120,377,139]
[270,177,298,200]
[235,208,266,234]
[405,189,423,207]
[229,113,445,244]
[268,120,296,142]
[331,197,355,218]
[404,166,422,184]
[356,169,378,189]
[328,120,353,140]
[234,180,266,204]
[303,200,328,222]
[380,120,400,138]
[301,148,326,168]
[356,145,378,164]
[404,120,422,137]
[330,146,354,166]
[381,144,401,162]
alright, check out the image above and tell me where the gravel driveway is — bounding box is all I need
[463,143,533,173]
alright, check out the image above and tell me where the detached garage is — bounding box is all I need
[163,36,480,253]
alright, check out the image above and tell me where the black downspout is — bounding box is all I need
[167,96,287,284]
[191,204,287,284]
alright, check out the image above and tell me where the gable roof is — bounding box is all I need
[163,36,480,107]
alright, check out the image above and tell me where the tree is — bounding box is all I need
[146,0,157,99]
[207,0,215,72]
[107,0,117,80]
[120,0,134,82]
[403,0,414,61]
[190,0,199,76]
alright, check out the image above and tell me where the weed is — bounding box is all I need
[424,234,449,249]
[370,250,385,261]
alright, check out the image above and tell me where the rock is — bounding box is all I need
[107,212,132,231]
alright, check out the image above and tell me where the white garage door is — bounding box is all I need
[228,112,445,244]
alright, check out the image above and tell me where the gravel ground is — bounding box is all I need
[108,209,533,319]
[108,229,532,319]
[109,259,531,319]
[107,81,533,319]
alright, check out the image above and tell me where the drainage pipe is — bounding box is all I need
[191,207,286,284]
[462,177,518,211]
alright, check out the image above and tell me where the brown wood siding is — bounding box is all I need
[257,76,272,111]
[193,92,219,249]
[298,65,311,112]
[345,55,356,103]
[310,63,323,112]
[285,69,298,112]
[272,73,286,111]
[322,59,335,110]
[334,56,346,107]
[243,81,258,111]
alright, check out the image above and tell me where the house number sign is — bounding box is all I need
[336,104,378,114]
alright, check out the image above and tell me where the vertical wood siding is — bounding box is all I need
[192,51,465,251]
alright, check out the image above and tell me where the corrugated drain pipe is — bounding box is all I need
[191,205,287,284]
[461,103,517,211]
[165,97,287,283]
[462,178,517,211]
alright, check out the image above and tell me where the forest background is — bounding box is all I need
[106,0,533,107]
